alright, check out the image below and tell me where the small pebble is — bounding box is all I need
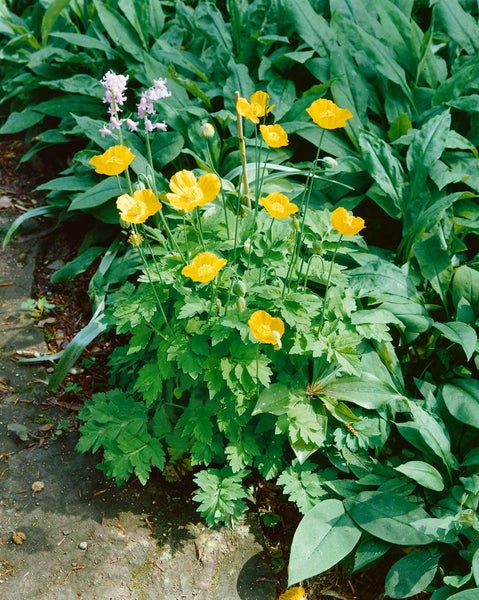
[78,541,88,550]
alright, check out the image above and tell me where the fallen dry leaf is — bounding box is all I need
[12,531,26,545]
[31,480,45,493]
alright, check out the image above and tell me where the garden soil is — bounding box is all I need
[0,202,276,597]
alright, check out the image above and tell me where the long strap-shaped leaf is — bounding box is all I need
[47,298,108,391]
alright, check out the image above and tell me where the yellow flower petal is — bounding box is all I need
[181,252,227,283]
[278,587,306,600]
[116,189,162,224]
[330,206,365,236]
[259,192,298,219]
[306,98,353,130]
[260,124,289,148]
[89,145,135,176]
[248,310,285,346]
[197,173,222,205]
[236,90,274,124]
[166,170,220,211]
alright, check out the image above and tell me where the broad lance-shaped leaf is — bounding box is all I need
[433,321,477,361]
[41,0,72,45]
[443,379,479,430]
[445,590,479,600]
[288,499,361,586]
[385,547,441,599]
[409,404,458,472]
[452,265,479,314]
[395,460,444,492]
[278,0,334,55]
[414,234,453,308]
[435,0,479,55]
[92,0,145,55]
[344,491,434,545]
[358,131,404,218]
[406,110,451,199]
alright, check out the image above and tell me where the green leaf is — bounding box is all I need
[50,246,105,283]
[41,0,72,45]
[435,0,479,55]
[47,300,108,390]
[69,177,123,212]
[344,491,434,545]
[0,109,44,134]
[433,322,477,361]
[446,590,479,600]
[385,547,441,599]
[473,547,479,587]
[409,404,458,472]
[92,0,144,56]
[358,131,404,218]
[406,110,451,197]
[288,499,362,586]
[414,234,453,307]
[253,383,295,416]
[395,460,444,492]
[2,205,58,248]
[278,0,334,55]
[49,31,114,52]
[193,467,249,528]
[443,379,479,429]
[352,536,391,573]
[452,265,479,315]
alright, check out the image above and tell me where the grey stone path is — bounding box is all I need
[0,212,276,600]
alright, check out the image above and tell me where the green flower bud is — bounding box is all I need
[199,122,215,139]
[312,240,323,255]
[232,279,247,297]
[236,297,246,312]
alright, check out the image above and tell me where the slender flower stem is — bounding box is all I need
[195,208,206,252]
[182,213,190,260]
[318,236,341,333]
[204,138,231,239]
[135,234,173,336]
[258,219,275,285]
[283,130,325,295]
[235,91,250,207]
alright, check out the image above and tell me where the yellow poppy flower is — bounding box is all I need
[259,124,289,148]
[89,145,135,176]
[306,98,353,130]
[116,189,162,224]
[278,588,306,600]
[166,170,221,211]
[259,192,298,219]
[181,252,227,283]
[330,206,365,236]
[248,310,285,348]
[236,90,274,124]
